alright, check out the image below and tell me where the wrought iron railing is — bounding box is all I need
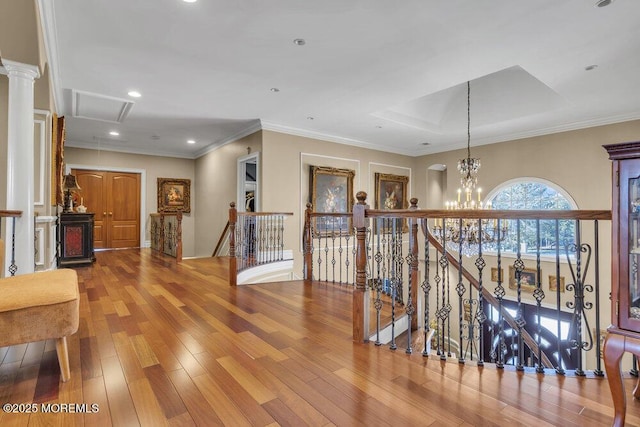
[228,202,293,286]
[150,211,183,262]
[303,203,356,285]
[303,191,614,375]
[0,210,22,276]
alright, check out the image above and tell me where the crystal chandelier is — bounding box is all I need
[432,81,507,256]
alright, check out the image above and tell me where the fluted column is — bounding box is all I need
[2,59,40,276]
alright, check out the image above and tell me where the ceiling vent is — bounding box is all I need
[71,89,134,123]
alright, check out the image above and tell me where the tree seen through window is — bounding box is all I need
[487,180,576,255]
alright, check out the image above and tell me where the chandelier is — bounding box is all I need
[432,81,507,256]
[457,81,480,191]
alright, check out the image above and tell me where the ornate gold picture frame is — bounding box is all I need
[157,178,191,213]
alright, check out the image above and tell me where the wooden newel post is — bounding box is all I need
[303,203,313,284]
[229,202,237,286]
[409,198,419,332]
[353,191,370,343]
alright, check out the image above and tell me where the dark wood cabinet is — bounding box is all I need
[603,141,640,427]
[58,213,95,267]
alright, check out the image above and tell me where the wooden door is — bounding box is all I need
[73,169,141,249]
[74,171,106,248]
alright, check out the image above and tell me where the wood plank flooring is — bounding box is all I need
[1,248,639,426]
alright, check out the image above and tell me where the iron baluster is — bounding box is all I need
[554,219,565,375]
[476,219,486,366]
[457,218,466,363]
[593,219,604,376]
[422,219,432,357]
[534,219,546,373]
[514,219,525,371]
[494,218,505,369]
[565,220,593,377]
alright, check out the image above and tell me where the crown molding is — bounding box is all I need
[260,120,417,157]
[64,139,196,160]
[194,120,262,159]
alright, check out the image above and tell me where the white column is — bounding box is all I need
[2,59,40,276]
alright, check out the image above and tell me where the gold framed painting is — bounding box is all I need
[509,265,537,292]
[491,267,503,282]
[549,275,565,293]
[157,178,191,213]
[309,166,355,234]
[374,173,409,233]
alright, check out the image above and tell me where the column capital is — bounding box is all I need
[0,59,40,80]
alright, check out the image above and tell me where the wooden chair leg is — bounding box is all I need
[55,336,71,382]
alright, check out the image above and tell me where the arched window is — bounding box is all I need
[486,178,577,255]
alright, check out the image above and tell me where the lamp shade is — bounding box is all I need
[63,174,81,191]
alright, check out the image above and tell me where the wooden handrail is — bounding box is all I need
[212,221,230,257]
[237,211,294,217]
[0,210,23,217]
[366,209,611,221]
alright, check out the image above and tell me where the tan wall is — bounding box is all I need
[0,0,40,66]
[194,132,262,256]
[417,120,640,210]
[261,130,416,277]
[64,147,197,257]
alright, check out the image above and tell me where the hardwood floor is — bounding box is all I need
[1,248,639,426]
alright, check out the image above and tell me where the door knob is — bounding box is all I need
[103,212,107,216]
[109,212,113,216]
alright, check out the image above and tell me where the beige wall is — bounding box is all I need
[416,120,640,210]
[0,0,40,66]
[262,130,417,276]
[64,147,197,257]
[194,131,262,256]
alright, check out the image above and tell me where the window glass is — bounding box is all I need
[487,180,576,255]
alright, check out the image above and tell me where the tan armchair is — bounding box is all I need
[0,239,79,382]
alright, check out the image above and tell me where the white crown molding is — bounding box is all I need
[36,0,63,114]
[417,112,640,156]
[64,139,196,159]
[260,120,417,157]
[194,120,262,159]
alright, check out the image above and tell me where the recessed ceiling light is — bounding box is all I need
[183,0,197,3]
[595,0,614,7]
[376,125,383,129]
[128,90,141,98]
[585,64,598,71]
[307,116,314,120]
[187,139,196,144]
[109,131,120,136]
[422,142,430,146]
[270,87,280,92]
[293,38,306,46]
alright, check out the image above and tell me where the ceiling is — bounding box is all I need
[39,0,640,159]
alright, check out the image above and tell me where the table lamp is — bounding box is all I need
[63,174,81,213]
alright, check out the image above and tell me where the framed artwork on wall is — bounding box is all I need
[309,166,355,234]
[549,275,566,292]
[51,114,66,206]
[157,178,191,213]
[374,173,409,232]
[509,265,537,292]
